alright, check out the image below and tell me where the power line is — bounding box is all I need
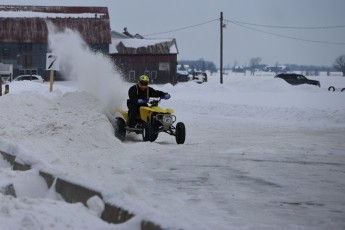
[227,20,345,45]
[143,19,218,36]
[142,16,345,45]
[224,19,345,29]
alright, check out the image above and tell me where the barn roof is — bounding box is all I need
[0,5,111,44]
[110,38,178,55]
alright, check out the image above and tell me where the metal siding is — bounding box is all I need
[0,5,111,44]
[0,5,111,78]
[111,54,177,84]
[0,5,109,16]
[0,18,111,44]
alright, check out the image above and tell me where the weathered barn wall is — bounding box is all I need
[0,18,111,44]
[112,54,177,84]
[0,5,111,79]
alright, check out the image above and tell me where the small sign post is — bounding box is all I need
[49,69,54,92]
[46,53,59,92]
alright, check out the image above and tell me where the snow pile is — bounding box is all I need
[47,22,128,115]
[0,27,345,230]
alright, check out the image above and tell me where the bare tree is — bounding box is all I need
[232,60,238,70]
[334,55,345,76]
[249,57,262,75]
[275,62,279,75]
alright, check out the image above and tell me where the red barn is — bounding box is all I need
[110,35,179,84]
[0,5,111,79]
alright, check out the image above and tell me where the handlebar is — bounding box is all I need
[148,98,161,106]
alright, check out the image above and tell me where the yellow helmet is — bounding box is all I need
[139,75,149,82]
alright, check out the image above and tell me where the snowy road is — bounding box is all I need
[2,28,345,229]
[1,76,345,229]
[116,112,345,229]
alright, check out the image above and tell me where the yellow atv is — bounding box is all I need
[114,98,186,144]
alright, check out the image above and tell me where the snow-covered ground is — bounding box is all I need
[1,28,345,230]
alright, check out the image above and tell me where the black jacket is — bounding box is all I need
[128,84,166,105]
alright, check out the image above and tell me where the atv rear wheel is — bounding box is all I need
[150,132,158,142]
[115,117,126,141]
[142,123,157,142]
[175,122,186,144]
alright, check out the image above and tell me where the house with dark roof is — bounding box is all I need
[110,28,179,84]
[0,5,111,79]
[263,65,290,73]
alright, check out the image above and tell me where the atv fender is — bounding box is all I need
[116,108,129,122]
[140,106,174,122]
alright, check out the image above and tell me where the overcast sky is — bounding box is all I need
[3,0,345,67]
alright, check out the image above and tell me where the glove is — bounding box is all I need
[161,93,171,100]
[137,99,148,104]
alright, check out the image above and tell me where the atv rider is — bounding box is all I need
[127,75,171,128]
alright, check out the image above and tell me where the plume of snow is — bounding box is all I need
[46,21,128,116]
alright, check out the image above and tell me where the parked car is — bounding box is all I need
[192,72,207,83]
[176,70,190,82]
[275,73,320,87]
[13,75,45,83]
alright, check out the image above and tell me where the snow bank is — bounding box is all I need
[0,26,345,229]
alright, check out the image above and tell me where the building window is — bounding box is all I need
[30,69,37,75]
[151,71,157,81]
[159,62,170,71]
[22,55,33,68]
[144,70,150,78]
[129,70,135,82]
[21,43,32,53]
[3,48,10,58]
[18,69,37,75]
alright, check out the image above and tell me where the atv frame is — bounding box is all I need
[114,98,186,144]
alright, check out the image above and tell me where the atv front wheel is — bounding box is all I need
[115,117,126,141]
[175,122,186,144]
[142,123,157,142]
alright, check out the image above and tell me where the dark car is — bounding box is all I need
[275,73,320,87]
[192,71,207,83]
[176,72,189,82]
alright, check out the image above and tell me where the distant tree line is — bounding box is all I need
[178,59,217,74]
[234,56,341,76]
[334,54,345,76]
[179,59,335,73]
[284,64,335,72]
[245,57,336,73]
[178,54,345,77]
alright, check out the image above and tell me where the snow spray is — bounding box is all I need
[46,21,128,116]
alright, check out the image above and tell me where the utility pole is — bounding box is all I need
[220,12,223,84]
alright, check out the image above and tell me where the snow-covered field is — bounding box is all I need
[1,28,345,230]
[1,74,345,230]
